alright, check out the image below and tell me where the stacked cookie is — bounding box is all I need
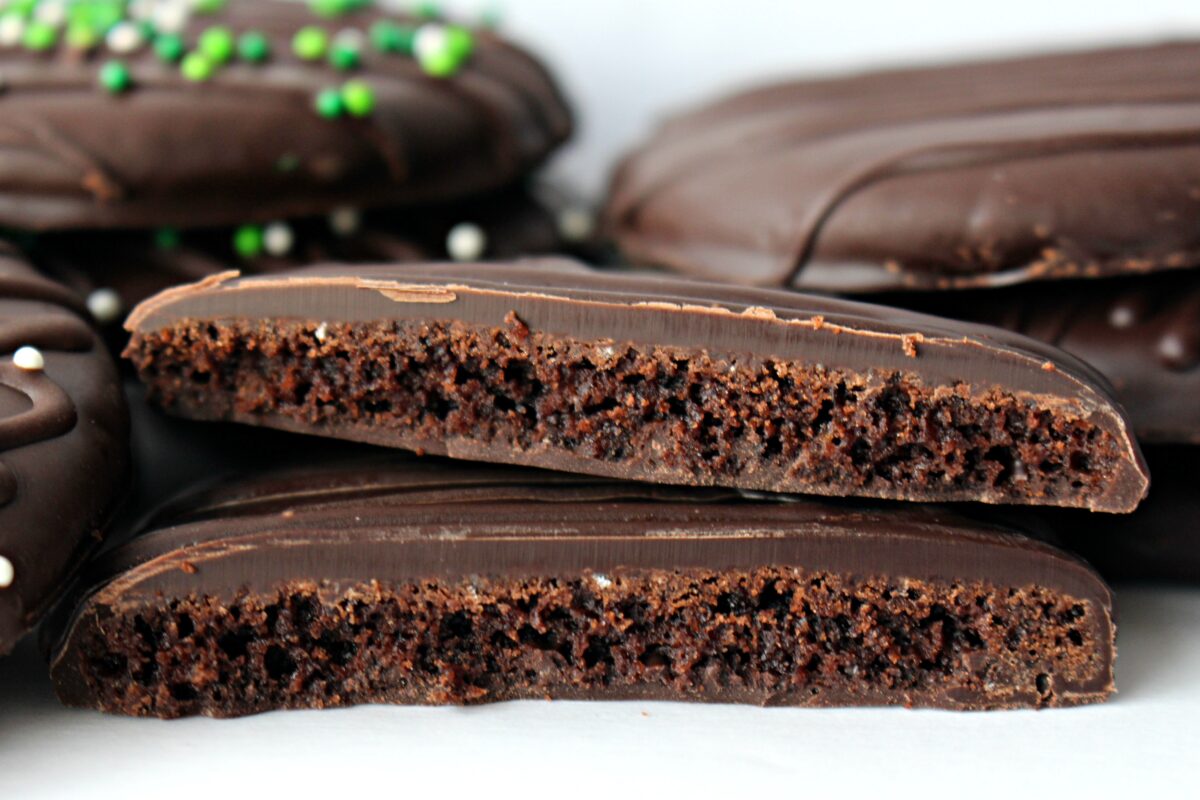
[0,0,574,343]
[607,42,1200,585]
[0,7,1163,718]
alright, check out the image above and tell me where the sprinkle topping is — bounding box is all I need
[446,222,486,261]
[329,206,360,235]
[237,30,269,63]
[22,18,56,50]
[0,555,13,589]
[233,224,264,258]
[292,25,328,60]
[98,59,132,93]
[86,288,123,324]
[263,221,294,256]
[198,25,235,64]
[340,78,374,116]
[180,51,214,82]
[12,345,44,371]
[154,32,185,62]
[105,20,143,53]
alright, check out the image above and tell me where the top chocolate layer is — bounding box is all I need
[0,1,571,230]
[0,243,128,653]
[608,42,1200,292]
[125,261,1148,511]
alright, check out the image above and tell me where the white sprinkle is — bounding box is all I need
[34,0,67,26]
[13,346,44,371]
[0,15,26,48]
[106,21,145,54]
[413,23,449,62]
[314,322,329,343]
[328,206,361,236]
[0,556,12,589]
[86,288,123,325]
[333,27,366,50]
[593,574,612,589]
[557,207,595,243]
[263,222,294,257]
[446,222,486,262]
[153,1,190,35]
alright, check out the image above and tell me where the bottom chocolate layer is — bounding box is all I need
[49,460,1114,717]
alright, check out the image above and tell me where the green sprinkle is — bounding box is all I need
[154,33,185,63]
[369,20,413,54]
[445,26,474,61]
[233,225,264,259]
[193,0,226,14]
[155,228,180,250]
[66,22,99,50]
[340,79,374,117]
[237,31,269,63]
[98,60,132,94]
[313,87,343,118]
[180,52,215,82]
[292,26,328,60]
[198,26,235,64]
[415,1,440,19]
[276,153,300,173]
[328,41,360,70]
[416,25,474,77]
[22,19,56,51]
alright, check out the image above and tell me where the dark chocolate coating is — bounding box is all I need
[0,1,571,230]
[124,261,1148,511]
[48,457,1115,710]
[608,42,1200,292]
[889,270,1200,444]
[0,243,128,654]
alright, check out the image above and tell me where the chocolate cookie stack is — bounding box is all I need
[607,42,1200,585]
[0,4,1169,719]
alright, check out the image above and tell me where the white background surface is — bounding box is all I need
[6,2,1200,796]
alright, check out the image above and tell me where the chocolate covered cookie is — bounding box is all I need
[0,0,571,230]
[608,43,1200,292]
[48,458,1116,717]
[0,243,128,654]
[123,261,1148,511]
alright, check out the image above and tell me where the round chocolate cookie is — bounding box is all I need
[0,242,128,654]
[0,0,571,230]
[608,43,1200,292]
